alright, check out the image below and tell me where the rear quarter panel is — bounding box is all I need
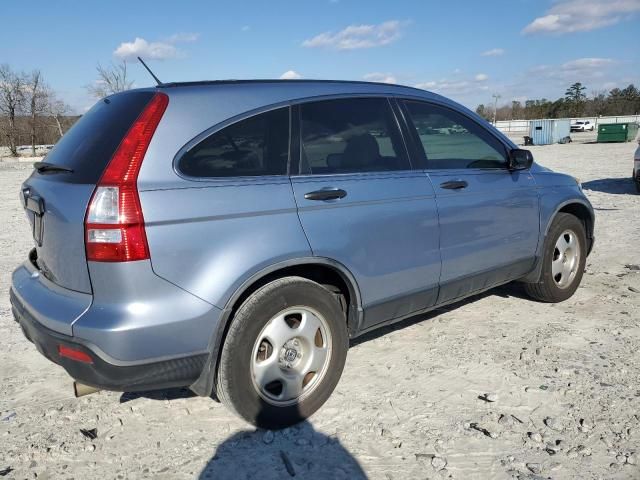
[140,178,312,309]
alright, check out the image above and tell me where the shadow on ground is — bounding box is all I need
[582,177,637,195]
[198,421,366,479]
[119,387,195,403]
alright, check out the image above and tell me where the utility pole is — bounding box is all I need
[492,94,501,125]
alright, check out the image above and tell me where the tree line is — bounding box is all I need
[0,65,79,156]
[0,61,134,156]
[476,82,640,122]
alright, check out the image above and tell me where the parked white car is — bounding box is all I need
[634,139,640,193]
[571,121,595,132]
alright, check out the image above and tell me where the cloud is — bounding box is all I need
[166,32,199,43]
[302,20,406,50]
[363,72,397,84]
[481,48,505,57]
[114,38,179,61]
[279,70,302,79]
[523,0,640,34]
[475,73,489,82]
[415,78,489,97]
[241,25,250,32]
[114,33,199,61]
[562,57,615,70]
[531,57,616,81]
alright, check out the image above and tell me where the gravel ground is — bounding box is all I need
[1,136,639,480]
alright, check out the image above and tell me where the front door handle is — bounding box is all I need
[439,180,468,190]
[304,188,347,201]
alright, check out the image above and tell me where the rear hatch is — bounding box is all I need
[21,91,156,294]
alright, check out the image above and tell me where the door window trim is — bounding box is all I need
[396,97,512,171]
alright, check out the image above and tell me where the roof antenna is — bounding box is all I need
[137,56,162,86]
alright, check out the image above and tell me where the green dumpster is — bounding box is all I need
[597,122,640,143]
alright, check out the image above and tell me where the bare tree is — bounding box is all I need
[47,96,71,138]
[0,64,26,156]
[86,61,134,98]
[25,70,50,156]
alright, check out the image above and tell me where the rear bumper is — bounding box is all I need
[10,249,223,392]
[11,251,222,362]
[11,288,207,392]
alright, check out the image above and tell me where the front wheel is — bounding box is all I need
[216,276,348,429]
[524,213,587,302]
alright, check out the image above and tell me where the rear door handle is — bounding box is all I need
[304,188,347,201]
[439,180,468,190]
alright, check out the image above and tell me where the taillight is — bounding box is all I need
[85,92,168,262]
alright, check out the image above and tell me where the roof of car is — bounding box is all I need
[158,78,426,93]
[153,78,452,110]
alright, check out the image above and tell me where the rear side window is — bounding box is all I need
[299,98,409,174]
[179,107,290,178]
[39,91,155,184]
[403,101,507,169]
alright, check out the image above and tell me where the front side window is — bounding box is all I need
[404,101,507,170]
[300,98,409,174]
[179,107,289,178]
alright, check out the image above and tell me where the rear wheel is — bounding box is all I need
[524,213,587,302]
[216,277,348,429]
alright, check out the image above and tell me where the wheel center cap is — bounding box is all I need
[279,339,303,368]
[284,348,298,363]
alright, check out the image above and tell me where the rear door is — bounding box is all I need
[401,100,539,304]
[290,97,441,330]
[20,91,156,293]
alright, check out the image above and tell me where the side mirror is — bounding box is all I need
[508,149,533,170]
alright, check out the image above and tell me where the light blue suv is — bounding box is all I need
[11,80,594,428]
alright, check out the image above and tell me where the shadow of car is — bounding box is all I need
[581,178,637,195]
[198,421,366,479]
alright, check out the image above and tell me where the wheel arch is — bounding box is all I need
[521,198,595,284]
[189,257,363,397]
[548,200,595,253]
[224,257,363,330]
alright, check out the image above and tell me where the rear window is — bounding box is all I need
[38,91,155,184]
[178,107,290,178]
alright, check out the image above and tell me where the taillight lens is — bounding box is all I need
[85,92,168,262]
[87,186,119,223]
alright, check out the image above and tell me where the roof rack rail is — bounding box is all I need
[157,78,423,91]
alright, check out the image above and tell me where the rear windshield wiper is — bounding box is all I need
[33,161,74,174]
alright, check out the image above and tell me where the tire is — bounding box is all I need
[216,276,348,429]
[635,179,640,194]
[524,213,587,303]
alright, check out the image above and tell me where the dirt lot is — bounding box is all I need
[1,136,639,479]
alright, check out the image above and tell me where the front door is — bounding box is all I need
[401,100,540,304]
